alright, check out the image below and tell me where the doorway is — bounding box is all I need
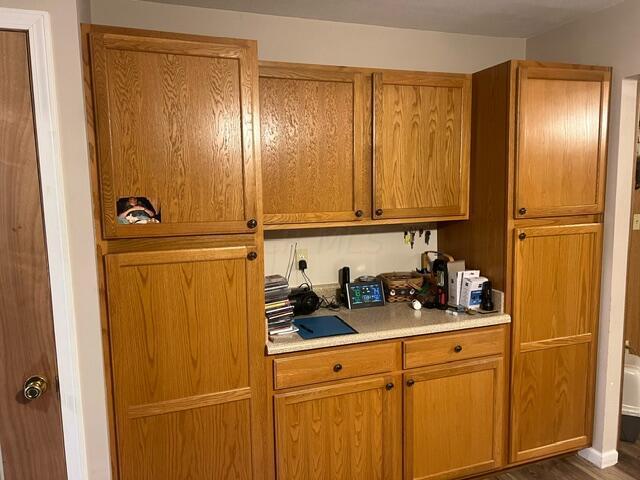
[0,29,67,478]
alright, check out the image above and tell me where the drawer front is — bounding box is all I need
[274,343,398,390]
[404,326,505,369]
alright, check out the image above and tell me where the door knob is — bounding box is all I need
[23,375,48,401]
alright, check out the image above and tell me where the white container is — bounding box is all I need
[622,351,640,418]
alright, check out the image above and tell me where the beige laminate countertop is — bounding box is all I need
[266,302,511,355]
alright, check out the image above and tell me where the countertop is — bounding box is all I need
[266,301,511,355]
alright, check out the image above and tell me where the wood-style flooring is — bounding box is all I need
[480,441,640,479]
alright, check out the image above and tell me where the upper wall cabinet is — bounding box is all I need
[259,63,370,226]
[373,71,471,221]
[515,64,610,218]
[89,27,261,238]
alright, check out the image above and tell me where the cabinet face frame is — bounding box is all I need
[403,357,504,480]
[90,31,261,238]
[259,63,369,225]
[514,66,610,219]
[372,71,471,220]
[509,223,603,462]
[274,375,402,480]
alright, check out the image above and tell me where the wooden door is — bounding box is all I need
[510,223,602,462]
[404,357,504,480]
[515,65,610,218]
[0,30,67,479]
[372,71,470,221]
[90,27,261,238]
[105,245,261,479]
[260,63,369,225]
[274,375,401,480]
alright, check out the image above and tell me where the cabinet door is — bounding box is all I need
[515,66,610,218]
[105,245,261,479]
[260,64,369,225]
[373,71,470,221]
[510,223,602,462]
[90,29,260,238]
[274,376,401,480]
[404,357,505,480]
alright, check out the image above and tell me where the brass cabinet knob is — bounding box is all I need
[375,209,383,216]
[355,210,364,218]
[23,375,48,401]
[519,207,527,215]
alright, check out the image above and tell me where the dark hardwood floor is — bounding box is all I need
[480,441,640,479]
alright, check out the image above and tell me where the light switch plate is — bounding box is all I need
[633,214,640,231]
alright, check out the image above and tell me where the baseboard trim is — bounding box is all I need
[578,447,619,468]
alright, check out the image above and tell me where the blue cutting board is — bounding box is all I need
[293,315,357,340]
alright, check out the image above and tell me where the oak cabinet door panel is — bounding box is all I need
[373,71,470,220]
[91,31,260,237]
[260,64,369,225]
[515,67,610,218]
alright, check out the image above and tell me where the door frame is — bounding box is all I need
[1,8,88,479]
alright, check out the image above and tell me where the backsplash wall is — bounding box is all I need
[264,227,438,286]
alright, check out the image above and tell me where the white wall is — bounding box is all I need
[527,0,640,467]
[90,0,525,285]
[0,0,110,478]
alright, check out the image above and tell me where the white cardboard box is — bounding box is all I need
[460,275,488,309]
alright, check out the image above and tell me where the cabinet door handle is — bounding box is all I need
[375,209,383,217]
[247,251,258,261]
[519,207,527,215]
[406,379,415,387]
[247,218,258,229]
[333,363,343,372]
[355,209,364,218]
[385,382,394,391]
[518,232,527,241]
[454,344,463,353]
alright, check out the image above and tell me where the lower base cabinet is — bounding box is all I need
[274,375,402,480]
[404,357,505,480]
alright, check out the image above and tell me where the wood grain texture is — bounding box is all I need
[260,63,369,224]
[403,325,505,369]
[274,342,398,390]
[90,28,260,238]
[105,246,257,479]
[515,66,610,218]
[275,375,401,480]
[0,30,67,480]
[510,223,602,463]
[404,357,505,480]
[373,70,470,220]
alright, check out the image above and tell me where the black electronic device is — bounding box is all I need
[288,286,320,315]
[338,266,351,305]
[432,258,449,310]
[480,280,494,311]
[345,280,385,309]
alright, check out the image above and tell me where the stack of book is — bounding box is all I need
[265,275,298,336]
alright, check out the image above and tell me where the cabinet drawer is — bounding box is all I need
[404,326,505,369]
[274,343,398,390]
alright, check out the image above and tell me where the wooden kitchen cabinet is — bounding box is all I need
[515,66,610,219]
[105,245,264,479]
[404,357,505,480]
[259,63,370,226]
[274,375,402,480]
[372,70,471,221]
[89,26,261,238]
[510,223,602,462]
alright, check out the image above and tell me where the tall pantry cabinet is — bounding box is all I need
[82,25,267,479]
[439,60,610,464]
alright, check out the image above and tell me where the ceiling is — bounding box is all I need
[146,0,624,38]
